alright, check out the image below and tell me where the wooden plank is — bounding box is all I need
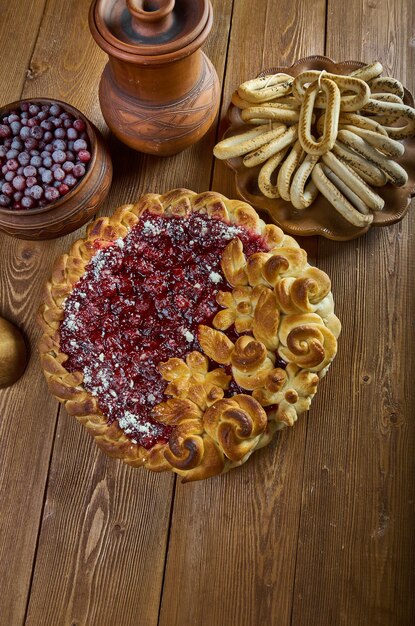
[158,2,326,625]
[291,1,415,625]
[23,1,235,625]
[0,2,53,625]
[0,0,47,107]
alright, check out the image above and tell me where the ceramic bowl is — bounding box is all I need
[0,98,112,240]
[221,56,415,241]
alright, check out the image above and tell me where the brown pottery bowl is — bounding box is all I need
[0,98,113,240]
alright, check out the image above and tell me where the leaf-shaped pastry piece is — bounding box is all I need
[152,398,203,425]
[220,238,248,286]
[198,325,235,365]
[252,285,280,350]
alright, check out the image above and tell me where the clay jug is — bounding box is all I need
[89,0,220,156]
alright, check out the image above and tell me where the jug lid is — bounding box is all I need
[90,0,212,62]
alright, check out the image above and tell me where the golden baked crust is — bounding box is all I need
[38,189,341,481]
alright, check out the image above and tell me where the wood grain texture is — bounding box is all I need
[158,2,326,625]
[1,2,414,626]
[0,0,47,107]
[0,2,56,623]
[23,1,235,625]
[290,2,415,625]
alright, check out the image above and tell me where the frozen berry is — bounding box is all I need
[6,158,19,171]
[52,149,66,164]
[0,125,11,138]
[21,196,34,209]
[58,183,69,195]
[49,104,62,116]
[52,139,66,151]
[23,165,37,177]
[26,176,37,188]
[44,186,59,202]
[73,139,87,152]
[41,170,53,184]
[30,126,43,140]
[17,152,30,166]
[72,163,85,178]
[20,126,31,140]
[0,193,11,207]
[0,101,91,211]
[66,127,78,140]
[78,150,91,163]
[62,161,74,172]
[40,120,53,131]
[54,128,66,140]
[24,138,38,151]
[53,167,65,181]
[29,185,43,200]
[29,104,40,116]
[73,119,86,132]
[43,131,53,143]
[1,182,13,196]
[12,175,26,191]
[4,170,16,182]
[10,121,22,135]
[63,174,76,187]
[30,155,42,168]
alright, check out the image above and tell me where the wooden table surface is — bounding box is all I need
[1,1,414,625]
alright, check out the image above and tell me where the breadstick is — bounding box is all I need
[337,129,408,186]
[258,146,290,198]
[213,124,285,160]
[322,166,371,214]
[369,76,405,99]
[350,62,383,82]
[293,71,370,111]
[322,151,384,211]
[298,77,340,155]
[290,154,319,209]
[243,125,298,167]
[338,113,388,136]
[277,140,305,201]
[332,141,388,187]
[370,93,403,104]
[362,98,415,118]
[231,91,255,110]
[241,105,301,124]
[338,124,405,157]
[238,73,294,103]
[311,163,374,227]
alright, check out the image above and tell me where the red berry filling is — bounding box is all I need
[60,212,270,449]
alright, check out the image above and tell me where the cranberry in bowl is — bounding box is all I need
[0,98,112,240]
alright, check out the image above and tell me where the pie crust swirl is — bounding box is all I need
[38,189,341,481]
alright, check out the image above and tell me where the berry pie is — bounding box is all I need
[38,189,341,481]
